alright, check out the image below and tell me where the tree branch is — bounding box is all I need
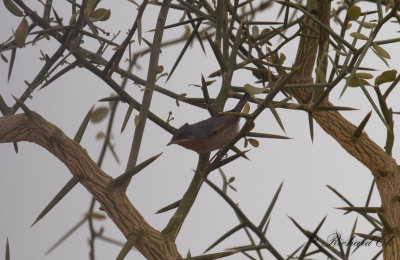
[123,0,171,191]
[0,113,181,260]
[290,1,400,259]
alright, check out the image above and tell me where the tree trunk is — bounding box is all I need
[290,1,400,259]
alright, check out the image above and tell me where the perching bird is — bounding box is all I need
[168,93,250,154]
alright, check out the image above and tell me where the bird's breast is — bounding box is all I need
[180,118,240,153]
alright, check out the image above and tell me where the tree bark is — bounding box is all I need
[0,113,182,260]
[290,1,400,259]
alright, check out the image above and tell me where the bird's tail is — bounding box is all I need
[231,93,250,112]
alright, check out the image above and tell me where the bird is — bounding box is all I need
[168,93,250,154]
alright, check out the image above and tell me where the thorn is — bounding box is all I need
[31,217,40,228]
[13,142,18,153]
[353,111,372,138]
[155,199,182,214]
[111,152,163,188]
[165,73,171,84]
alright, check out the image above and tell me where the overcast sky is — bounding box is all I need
[1,1,399,259]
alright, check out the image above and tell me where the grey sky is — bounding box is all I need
[1,1,398,259]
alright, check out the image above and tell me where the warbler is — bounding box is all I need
[168,93,250,153]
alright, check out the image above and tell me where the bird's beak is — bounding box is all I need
[167,140,175,146]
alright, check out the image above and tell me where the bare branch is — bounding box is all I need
[0,113,181,259]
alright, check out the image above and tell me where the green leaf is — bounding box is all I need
[347,6,361,21]
[346,76,372,87]
[242,103,250,114]
[371,48,390,67]
[14,18,29,48]
[251,69,270,81]
[1,53,8,63]
[3,0,23,16]
[69,11,79,25]
[91,106,109,123]
[350,32,369,40]
[356,72,373,79]
[96,131,105,139]
[261,28,271,35]
[251,25,259,37]
[372,43,391,59]
[247,138,259,147]
[385,2,394,12]
[333,48,347,56]
[279,53,286,64]
[244,84,265,95]
[88,8,111,21]
[86,0,101,11]
[375,70,397,86]
[356,20,377,29]
[156,65,164,74]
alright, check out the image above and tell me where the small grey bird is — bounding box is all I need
[168,94,250,153]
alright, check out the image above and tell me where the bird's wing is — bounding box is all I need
[190,116,238,139]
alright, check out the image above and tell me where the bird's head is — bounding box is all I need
[167,123,193,146]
